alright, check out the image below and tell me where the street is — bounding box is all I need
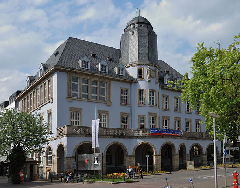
[0,167,239,188]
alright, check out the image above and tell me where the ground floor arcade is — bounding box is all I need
[40,138,221,178]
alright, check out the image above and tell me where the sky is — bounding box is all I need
[1,0,240,103]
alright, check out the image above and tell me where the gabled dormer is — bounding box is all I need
[26,76,34,87]
[78,56,90,69]
[115,64,125,76]
[99,60,108,73]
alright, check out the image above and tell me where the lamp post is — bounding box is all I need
[208,112,220,188]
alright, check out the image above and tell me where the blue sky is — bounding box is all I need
[1,0,240,103]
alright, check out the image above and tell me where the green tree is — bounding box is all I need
[180,33,240,144]
[0,109,49,184]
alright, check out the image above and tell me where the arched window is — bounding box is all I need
[47,148,52,165]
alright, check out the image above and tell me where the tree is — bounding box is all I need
[0,109,49,184]
[179,33,240,144]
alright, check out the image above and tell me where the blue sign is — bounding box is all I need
[223,149,227,156]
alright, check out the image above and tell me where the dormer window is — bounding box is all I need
[164,71,170,85]
[118,67,124,75]
[99,61,108,73]
[39,64,44,77]
[79,56,90,69]
[115,64,125,76]
[82,60,88,69]
[101,64,107,72]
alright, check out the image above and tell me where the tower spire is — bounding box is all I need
[136,8,140,17]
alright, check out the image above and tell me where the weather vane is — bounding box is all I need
[136,8,140,17]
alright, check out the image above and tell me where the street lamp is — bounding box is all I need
[208,112,220,188]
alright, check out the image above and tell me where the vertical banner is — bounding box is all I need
[92,119,100,149]
[92,120,96,149]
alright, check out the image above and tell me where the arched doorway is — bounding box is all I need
[135,143,154,172]
[179,144,186,170]
[105,143,125,174]
[75,142,93,155]
[57,144,64,173]
[161,143,174,171]
[190,144,203,167]
[206,144,214,166]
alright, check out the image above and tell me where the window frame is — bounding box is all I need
[98,110,109,128]
[174,97,180,112]
[162,94,169,110]
[47,147,52,166]
[174,117,181,130]
[185,101,191,113]
[72,77,79,98]
[138,89,145,106]
[162,116,170,129]
[69,107,82,126]
[149,89,156,106]
[120,88,129,106]
[148,113,157,129]
[195,119,201,132]
[185,118,191,132]
[138,115,145,129]
[137,67,144,79]
[120,112,129,129]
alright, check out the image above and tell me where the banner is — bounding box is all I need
[92,119,99,149]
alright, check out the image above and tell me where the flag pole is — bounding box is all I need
[94,104,96,154]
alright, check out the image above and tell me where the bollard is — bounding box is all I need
[190,179,194,188]
[233,170,239,188]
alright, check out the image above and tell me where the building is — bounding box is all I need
[13,15,221,178]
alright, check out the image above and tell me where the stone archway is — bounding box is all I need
[189,143,204,167]
[104,142,128,174]
[160,142,176,171]
[133,142,155,172]
[73,141,93,157]
[56,143,65,174]
[178,144,186,170]
[206,143,220,166]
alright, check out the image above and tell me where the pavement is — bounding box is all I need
[0,167,239,188]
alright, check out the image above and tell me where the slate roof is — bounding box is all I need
[37,37,135,82]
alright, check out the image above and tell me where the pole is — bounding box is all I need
[94,104,96,154]
[213,117,218,188]
[146,155,149,176]
[224,133,227,187]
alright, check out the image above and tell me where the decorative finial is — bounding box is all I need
[136,8,140,17]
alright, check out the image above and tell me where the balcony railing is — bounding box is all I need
[56,125,212,140]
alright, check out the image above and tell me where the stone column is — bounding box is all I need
[186,154,190,162]
[125,155,135,167]
[172,154,179,171]
[202,154,208,166]
[154,155,161,172]
[64,157,75,172]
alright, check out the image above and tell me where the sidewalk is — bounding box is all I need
[0,167,238,188]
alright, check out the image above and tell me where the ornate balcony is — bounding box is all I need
[56,125,212,140]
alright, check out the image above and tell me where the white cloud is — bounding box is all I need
[0,70,28,102]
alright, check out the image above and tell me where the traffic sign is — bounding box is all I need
[226,147,239,151]
[223,149,227,156]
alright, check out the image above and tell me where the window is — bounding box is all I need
[81,60,89,69]
[44,82,47,102]
[137,67,143,79]
[47,148,52,166]
[33,91,35,109]
[174,97,180,112]
[162,116,169,129]
[185,101,191,113]
[196,103,200,114]
[120,112,129,129]
[120,88,129,105]
[100,82,106,101]
[138,89,145,105]
[185,119,191,132]
[162,95,169,110]
[101,64,107,72]
[47,109,52,133]
[149,90,156,106]
[139,115,145,129]
[30,93,32,111]
[118,67,124,75]
[174,117,181,130]
[37,88,40,107]
[70,107,82,126]
[48,79,51,100]
[91,80,98,100]
[82,78,88,99]
[149,113,157,128]
[71,77,79,98]
[195,120,201,132]
[40,85,44,104]
[99,110,109,128]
